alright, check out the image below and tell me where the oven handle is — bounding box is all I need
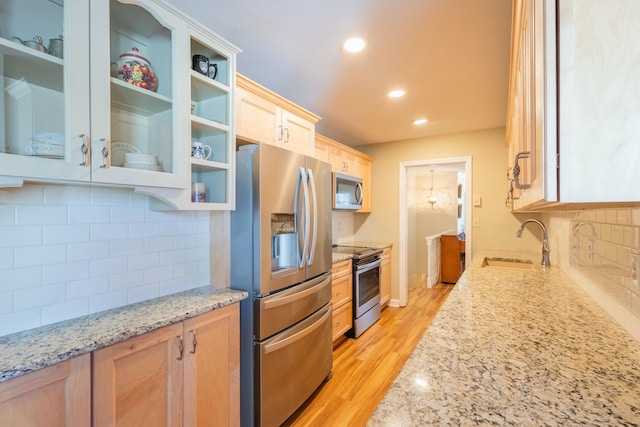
[262,273,331,310]
[355,259,380,272]
[262,304,331,355]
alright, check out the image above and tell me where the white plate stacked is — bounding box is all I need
[123,152,162,171]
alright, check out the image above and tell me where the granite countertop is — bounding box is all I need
[0,286,247,383]
[332,241,392,263]
[369,250,640,425]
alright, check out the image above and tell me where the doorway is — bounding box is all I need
[397,157,472,306]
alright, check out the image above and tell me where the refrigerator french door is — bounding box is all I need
[231,143,333,427]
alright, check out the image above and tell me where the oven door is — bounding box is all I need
[353,258,381,317]
[255,303,333,427]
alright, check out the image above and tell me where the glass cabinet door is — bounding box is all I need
[89,0,188,189]
[0,0,91,182]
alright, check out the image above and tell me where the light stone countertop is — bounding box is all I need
[368,250,640,425]
[0,286,247,383]
[332,241,392,263]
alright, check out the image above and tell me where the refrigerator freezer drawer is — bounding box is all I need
[255,303,333,427]
[255,271,331,340]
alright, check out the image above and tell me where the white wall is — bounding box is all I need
[0,183,211,336]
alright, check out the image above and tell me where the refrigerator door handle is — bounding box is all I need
[306,168,318,265]
[295,166,310,267]
[262,304,332,354]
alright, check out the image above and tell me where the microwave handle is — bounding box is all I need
[355,182,363,206]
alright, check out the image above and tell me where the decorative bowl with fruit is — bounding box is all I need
[112,47,158,92]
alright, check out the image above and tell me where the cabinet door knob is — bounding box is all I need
[99,138,111,168]
[79,134,89,166]
[176,335,184,360]
[189,330,197,354]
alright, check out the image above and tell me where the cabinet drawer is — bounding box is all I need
[332,303,352,341]
[331,259,352,279]
[331,274,352,308]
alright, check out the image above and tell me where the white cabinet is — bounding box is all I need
[0,0,239,210]
[506,0,640,210]
[236,73,319,156]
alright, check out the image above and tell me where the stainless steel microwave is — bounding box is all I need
[333,172,363,210]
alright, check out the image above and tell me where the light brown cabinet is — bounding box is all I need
[506,0,640,210]
[236,74,319,157]
[331,258,353,344]
[315,133,373,213]
[379,246,392,307]
[0,354,91,427]
[93,304,240,426]
[440,235,464,284]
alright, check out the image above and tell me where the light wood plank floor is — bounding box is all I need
[285,283,454,427]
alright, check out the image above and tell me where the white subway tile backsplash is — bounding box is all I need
[0,308,42,336]
[91,223,129,241]
[0,206,15,225]
[14,284,66,311]
[91,187,129,205]
[14,244,67,267]
[67,276,109,299]
[0,291,13,313]
[110,206,145,223]
[67,241,110,261]
[89,290,127,313]
[0,267,42,291]
[44,224,91,244]
[144,236,174,252]
[128,221,160,238]
[144,265,174,284]
[6,185,44,205]
[90,256,128,277]
[0,225,42,247]
[42,298,89,325]
[1,183,212,337]
[44,184,92,205]
[68,206,110,224]
[128,253,159,271]
[544,207,640,334]
[109,239,144,257]
[127,283,159,304]
[108,270,145,291]
[43,261,89,285]
[0,248,14,269]
[16,205,67,225]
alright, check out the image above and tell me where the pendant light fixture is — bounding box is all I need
[427,170,438,208]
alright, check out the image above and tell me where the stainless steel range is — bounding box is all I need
[333,246,383,338]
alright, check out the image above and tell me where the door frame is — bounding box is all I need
[397,156,472,306]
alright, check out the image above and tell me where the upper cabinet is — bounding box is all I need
[0,0,239,210]
[235,73,319,157]
[315,133,373,213]
[506,0,640,210]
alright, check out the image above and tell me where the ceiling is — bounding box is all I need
[168,0,513,147]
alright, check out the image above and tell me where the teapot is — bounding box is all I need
[111,47,158,92]
[10,35,46,53]
[47,36,63,59]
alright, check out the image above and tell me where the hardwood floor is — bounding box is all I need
[285,283,454,427]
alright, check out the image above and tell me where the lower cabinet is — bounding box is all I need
[93,303,240,426]
[0,354,91,427]
[0,304,239,427]
[440,235,465,284]
[380,246,392,307]
[331,259,353,344]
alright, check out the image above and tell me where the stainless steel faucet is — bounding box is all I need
[515,219,550,267]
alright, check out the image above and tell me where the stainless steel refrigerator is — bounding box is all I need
[231,143,333,427]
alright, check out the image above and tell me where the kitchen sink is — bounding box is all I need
[481,257,535,270]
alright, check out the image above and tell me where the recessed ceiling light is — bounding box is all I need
[413,118,428,125]
[343,37,366,53]
[388,89,405,98]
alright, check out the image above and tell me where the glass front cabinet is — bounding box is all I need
[0,0,239,209]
